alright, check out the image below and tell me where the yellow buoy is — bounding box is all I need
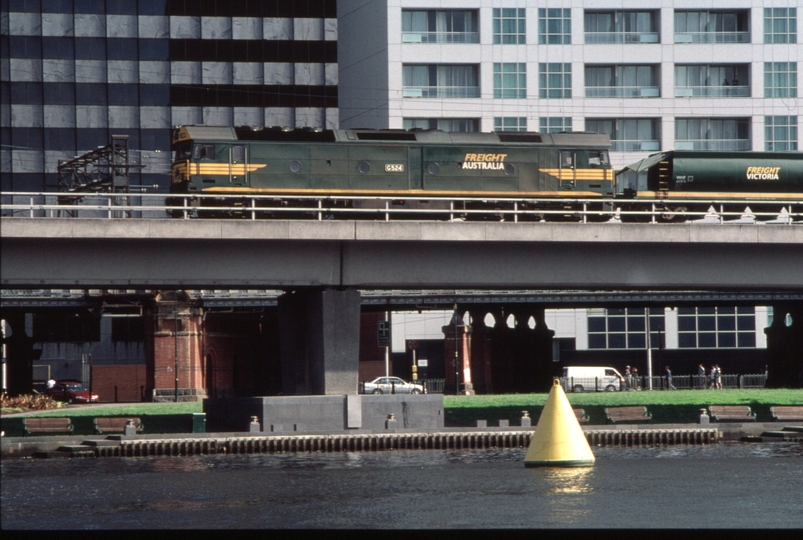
[524,378,595,467]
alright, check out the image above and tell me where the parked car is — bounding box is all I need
[362,377,424,395]
[46,380,99,403]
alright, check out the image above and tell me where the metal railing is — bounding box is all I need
[585,86,660,98]
[402,32,479,44]
[1,192,800,224]
[402,86,481,98]
[674,85,750,98]
[674,139,751,151]
[564,373,766,392]
[674,32,750,44]
[585,32,660,44]
[419,378,445,394]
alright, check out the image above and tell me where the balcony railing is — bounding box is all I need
[402,32,479,44]
[674,85,750,98]
[675,139,750,151]
[585,86,660,98]
[402,86,480,98]
[674,31,749,43]
[610,140,660,152]
[585,32,659,44]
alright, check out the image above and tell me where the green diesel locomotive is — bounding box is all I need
[169,125,614,219]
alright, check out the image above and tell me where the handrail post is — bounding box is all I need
[513,201,518,223]
[182,196,188,220]
[385,200,389,222]
[251,198,256,220]
[318,199,322,221]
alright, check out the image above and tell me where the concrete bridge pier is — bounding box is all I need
[277,288,361,395]
[146,290,206,402]
[765,302,803,388]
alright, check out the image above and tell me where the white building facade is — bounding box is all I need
[338,0,799,168]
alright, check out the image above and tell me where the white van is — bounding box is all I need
[562,366,623,392]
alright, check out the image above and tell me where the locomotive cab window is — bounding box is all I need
[587,150,609,167]
[192,144,216,160]
[560,151,574,168]
[175,143,193,161]
[231,145,245,163]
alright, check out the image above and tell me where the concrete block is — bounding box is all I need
[346,394,362,428]
[476,420,487,428]
[498,419,509,428]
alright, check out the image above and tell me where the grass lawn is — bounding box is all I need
[444,388,803,425]
[0,402,204,417]
[2,389,800,431]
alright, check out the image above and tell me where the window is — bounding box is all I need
[765,116,798,151]
[585,11,659,44]
[539,63,571,98]
[675,65,749,97]
[675,11,749,43]
[404,118,479,132]
[765,62,797,98]
[678,307,756,349]
[587,308,664,350]
[494,117,527,131]
[586,118,659,152]
[675,118,750,151]
[539,117,572,133]
[402,10,479,43]
[764,8,797,44]
[585,65,659,98]
[539,8,571,44]
[493,8,526,44]
[494,63,526,98]
[403,64,479,98]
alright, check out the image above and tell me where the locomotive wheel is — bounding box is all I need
[660,206,688,223]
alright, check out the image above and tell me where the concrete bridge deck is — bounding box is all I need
[2,218,802,290]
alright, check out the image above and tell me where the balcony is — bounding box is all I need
[585,86,660,98]
[674,31,749,43]
[675,139,750,151]
[402,32,479,44]
[402,86,480,99]
[611,140,660,152]
[674,85,750,98]
[585,32,659,44]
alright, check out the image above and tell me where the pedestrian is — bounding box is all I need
[698,364,706,389]
[732,74,739,86]
[715,365,723,389]
[665,366,676,390]
[624,365,632,391]
[709,365,717,389]
[47,378,56,389]
[632,367,640,390]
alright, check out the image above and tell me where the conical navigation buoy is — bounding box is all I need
[524,378,595,467]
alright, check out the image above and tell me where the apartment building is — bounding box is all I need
[338,0,799,168]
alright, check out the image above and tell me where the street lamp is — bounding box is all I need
[174,290,181,403]
[454,304,460,396]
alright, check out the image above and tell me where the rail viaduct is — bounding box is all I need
[2,217,802,396]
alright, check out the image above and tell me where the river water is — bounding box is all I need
[2,442,801,529]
